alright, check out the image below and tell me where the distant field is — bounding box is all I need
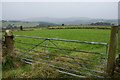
[49,25,111,28]
[14,23,37,27]
[1,21,111,28]
[2,22,37,27]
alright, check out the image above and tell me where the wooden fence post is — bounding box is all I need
[5,30,14,56]
[4,30,23,68]
[106,26,119,76]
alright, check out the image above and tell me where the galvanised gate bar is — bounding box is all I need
[14,35,108,78]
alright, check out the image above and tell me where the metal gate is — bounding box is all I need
[14,35,108,78]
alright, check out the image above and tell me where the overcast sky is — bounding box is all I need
[1,2,118,20]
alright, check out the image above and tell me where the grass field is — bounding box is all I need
[2,28,111,78]
[13,29,110,42]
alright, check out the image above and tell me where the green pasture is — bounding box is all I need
[13,29,110,42]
